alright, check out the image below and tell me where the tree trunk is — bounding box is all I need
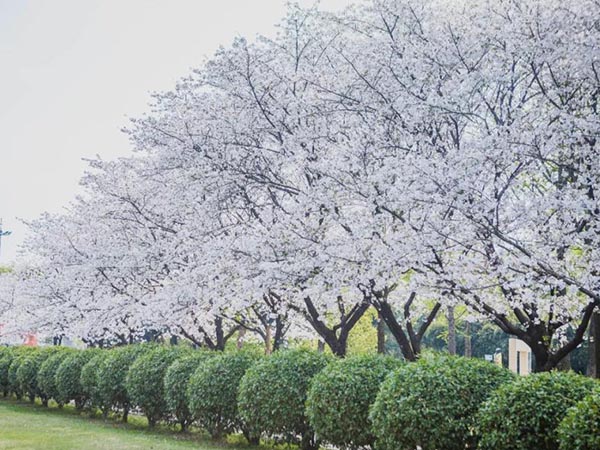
[265,325,273,355]
[317,340,325,353]
[447,305,456,355]
[300,296,369,358]
[377,311,386,354]
[272,316,286,351]
[464,321,472,357]
[588,310,600,378]
[300,432,319,450]
[237,328,246,350]
[557,353,571,371]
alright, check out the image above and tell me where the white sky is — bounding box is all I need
[0,0,350,264]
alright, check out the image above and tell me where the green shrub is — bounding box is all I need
[80,351,110,412]
[96,344,151,421]
[7,347,36,399]
[37,348,75,406]
[55,349,99,409]
[558,389,600,450]
[16,347,61,404]
[370,354,515,450]
[238,349,331,450]
[306,354,401,449]
[163,351,214,431]
[188,350,261,441]
[478,371,597,450]
[0,346,16,396]
[126,345,188,427]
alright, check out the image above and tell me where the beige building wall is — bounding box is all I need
[508,338,532,375]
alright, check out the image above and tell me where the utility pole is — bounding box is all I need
[0,219,12,258]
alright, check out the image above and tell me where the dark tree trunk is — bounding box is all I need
[461,290,598,372]
[377,311,386,354]
[122,408,129,423]
[299,296,369,357]
[588,310,600,378]
[242,428,260,445]
[300,432,319,450]
[372,290,441,362]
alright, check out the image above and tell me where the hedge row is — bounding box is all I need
[0,344,598,450]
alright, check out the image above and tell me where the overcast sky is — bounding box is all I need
[0,0,350,264]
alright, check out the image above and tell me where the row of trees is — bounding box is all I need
[1,0,599,372]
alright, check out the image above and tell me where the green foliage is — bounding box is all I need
[370,354,515,450]
[0,346,16,396]
[347,307,378,355]
[557,389,600,450]
[478,371,597,450]
[238,348,330,449]
[80,351,110,411]
[96,344,151,417]
[188,350,261,440]
[55,350,99,409]
[37,348,74,405]
[8,346,36,399]
[16,347,61,403]
[163,351,214,430]
[306,354,401,449]
[125,345,188,427]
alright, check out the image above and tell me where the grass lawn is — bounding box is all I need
[0,400,262,450]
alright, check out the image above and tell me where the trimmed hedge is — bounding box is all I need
[238,349,331,450]
[37,348,74,406]
[478,371,597,450]
[188,350,261,441]
[8,347,36,399]
[16,347,61,404]
[126,346,188,427]
[558,389,600,450]
[370,354,515,450]
[56,349,101,409]
[0,346,16,396]
[96,344,150,421]
[164,351,214,431]
[80,351,110,412]
[306,354,401,449]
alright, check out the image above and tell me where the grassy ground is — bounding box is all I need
[0,399,263,450]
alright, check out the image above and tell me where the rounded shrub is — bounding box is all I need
[557,389,600,450]
[55,349,99,409]
[477,371,597,450]
[238,348,331,450]
[126,345,188,427]
[188,350,262,441]
[16,347,61,404]
[7,346,36,399]
[96,344,151,421]
[163,351,214,431]
[370,354,515,450]
[306,354,401,449]
[0,346,16,397]
[37,348,75,406]
[80,351,110,412]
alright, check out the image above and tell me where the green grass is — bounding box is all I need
[0,399,265,450]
